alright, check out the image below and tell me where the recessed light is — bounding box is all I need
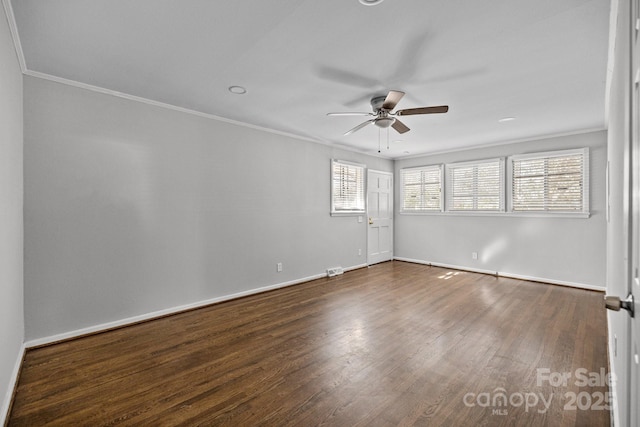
[498,117,516,123]
[359,0,384,5]
[228,86,247,95]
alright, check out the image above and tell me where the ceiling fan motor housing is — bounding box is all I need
[370,95,388,112]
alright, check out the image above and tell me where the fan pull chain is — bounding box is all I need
[387,128,390,150]
[378,128,381,153]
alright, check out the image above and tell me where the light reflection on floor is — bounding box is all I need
[438,271,462,280]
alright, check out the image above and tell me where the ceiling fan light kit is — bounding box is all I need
[375,117,395,128]
[358,0,385,6]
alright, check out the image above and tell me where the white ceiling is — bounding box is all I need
[8,0,611,158]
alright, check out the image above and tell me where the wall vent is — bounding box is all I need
[326,267,344,277]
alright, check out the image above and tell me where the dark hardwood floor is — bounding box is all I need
[8,261,610,426]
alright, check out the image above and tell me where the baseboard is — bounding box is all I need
[1,343,25,426]
[345,263,368,272]
[498,271,605,292]
[393,257,605,292]
[22,257,603,348]
[25,265,368,349]
[393,257,498,276]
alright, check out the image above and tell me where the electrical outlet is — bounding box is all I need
[277,262,283,272]
[472,252,478,260]
[358,248,362,256]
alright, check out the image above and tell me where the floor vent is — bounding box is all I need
[326,267,344,277]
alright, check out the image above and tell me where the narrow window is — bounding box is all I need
[331,160,365,215]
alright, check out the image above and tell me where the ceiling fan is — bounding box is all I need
[327,90,448,136]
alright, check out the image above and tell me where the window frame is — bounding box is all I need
[444,157,505,213]
[507,148,590,217]
[400,164,444,213]
[330,159,366,216]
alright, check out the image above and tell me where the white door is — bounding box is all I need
[627,0,640,423]
[611,0,640,423]
[367,170,393,265]
[606,3,640,423]
[630,0,640,421]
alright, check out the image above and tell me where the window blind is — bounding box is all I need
[400,165,443,211]
[331,160,365,214]
[446,159,504,211]
[510,148,588,212]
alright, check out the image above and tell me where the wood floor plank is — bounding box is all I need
[8,261,610,426]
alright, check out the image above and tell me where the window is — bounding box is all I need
[445,158,505,212]
[331,160,365,215]
[509,148,589,214]
[400,165,443,212]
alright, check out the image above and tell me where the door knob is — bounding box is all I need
[368,217,374,225]
[604,294,635,317]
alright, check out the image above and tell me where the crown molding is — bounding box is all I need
[24,69,329,144]
[22,68,393,161]
[2,0,26,72]
[393,127,606,161]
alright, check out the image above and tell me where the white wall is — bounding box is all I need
[394,131,607,288]
[0,2,24,423]
[23,76,392,341]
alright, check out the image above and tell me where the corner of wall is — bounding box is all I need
[0,0,25,423]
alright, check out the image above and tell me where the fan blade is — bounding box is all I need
[392,119,410,134]
[327,112,374,116]
[396,105,449,116]
[344,119,375,136]
[382,90,405,110]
